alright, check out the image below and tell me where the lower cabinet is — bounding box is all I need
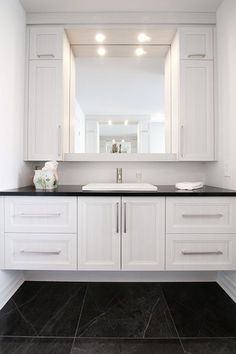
[78,197,165,271]
[5,233,77,270]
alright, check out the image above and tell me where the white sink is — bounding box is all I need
[82,183,158,191]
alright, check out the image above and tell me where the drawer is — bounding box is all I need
[166,197,236,234]
[5,197,77,233]
[29,27,64,60]
[166,234,236,271]
[5,233,77,270]
[179,27,213,60]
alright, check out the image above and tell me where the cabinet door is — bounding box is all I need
[122,197,165,270]
[28,60,63,160]
[180,27,213,60]
[180,60,214,161]
[29,27,64,60]
[78,197,121,270]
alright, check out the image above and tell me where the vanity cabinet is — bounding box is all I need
[78,197,165,271]
[26,27,70,161]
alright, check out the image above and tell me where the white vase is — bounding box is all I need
[33,170,57,190]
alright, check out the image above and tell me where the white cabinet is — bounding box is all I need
[179,27,213,60]
[28,60,64,160]
[29,27,64,60]
[5,233,77,270]
[179,60,214,160]
[122,197,165,270]
[78,197,165,271]
[78,197,121,270]
[26,27,70,161]
[171,27,215,161]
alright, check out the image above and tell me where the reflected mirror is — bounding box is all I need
[68,29,174,155]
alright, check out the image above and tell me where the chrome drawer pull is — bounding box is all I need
[182,250,223,256]
[20,249,61,255]
[188,54,206,58]
[182,213,223,218]
[16,213,61,218]
[37,54,55,58]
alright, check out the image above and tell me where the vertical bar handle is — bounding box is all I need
[116,202,119,233]
[180,125,184,158]
[58,125,62,158]
[124,202,127,234]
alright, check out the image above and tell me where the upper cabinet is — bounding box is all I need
[29,27,64,60]
[25,25,215,162]
[179,27,213,60]
[172,27,215,161]
[26,26,70,161]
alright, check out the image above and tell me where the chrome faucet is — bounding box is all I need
[116,168,122,184]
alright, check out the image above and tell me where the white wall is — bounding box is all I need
[206,0,236,190]
[58,161,206,185]
[206,0,236,300]
[0,0,30,309]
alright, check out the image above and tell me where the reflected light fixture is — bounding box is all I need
[124,120,129,126]
[135,47,146,56]
[108,120,112,125]
[95,33,106,43]
[138,33,151,43]
[97,47,106,56]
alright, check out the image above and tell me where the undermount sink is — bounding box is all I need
[82,183,158,191]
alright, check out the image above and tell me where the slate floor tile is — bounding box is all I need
[162,282,236,338]
[72,339,184,354]
[76,283,178,338]
[181,338,236,354]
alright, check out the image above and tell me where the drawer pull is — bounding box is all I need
[16,213,61,218]
[37,54,55,58]
[20,249,61,255]
[188,54,206,58]
[182,250,223,256]
[182,213,223,218]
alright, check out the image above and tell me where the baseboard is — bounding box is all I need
[0,272,24,310]
[23,270,218,283]
[217,272,236,303]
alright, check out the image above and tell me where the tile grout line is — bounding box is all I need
[160,285,186,353]
[70,284,88,353]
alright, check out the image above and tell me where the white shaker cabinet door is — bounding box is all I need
[78,197,121,270]
[122,197,165,270]
[179,60,214,161]
[28,60,63,161]
[179,27,213,60]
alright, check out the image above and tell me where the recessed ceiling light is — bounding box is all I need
[95,33,106,43]
[138,33,151,43]
[135,47,147,57]
[97,47,106,56]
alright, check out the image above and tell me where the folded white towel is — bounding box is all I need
[176,182,204,190]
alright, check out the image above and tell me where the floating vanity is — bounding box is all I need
[1,185,236,273]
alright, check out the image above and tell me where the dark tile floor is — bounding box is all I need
[0,282,236,353]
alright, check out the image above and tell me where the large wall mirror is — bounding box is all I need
[67,28,176,159]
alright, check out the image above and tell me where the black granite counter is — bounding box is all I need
[0,185,236,197]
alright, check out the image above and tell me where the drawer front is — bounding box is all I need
[5,233,77,270]
[166,197,236,234]
[166,234,236,271]
[29,27,64,60]
[5,197,77,233]
[179,27,213,60]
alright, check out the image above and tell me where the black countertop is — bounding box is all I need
[0,185,236,197]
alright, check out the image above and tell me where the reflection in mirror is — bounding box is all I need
[70,37,171,154]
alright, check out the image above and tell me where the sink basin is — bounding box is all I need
[82,183,158,191]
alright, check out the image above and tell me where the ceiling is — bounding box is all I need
[20,0,224,13]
